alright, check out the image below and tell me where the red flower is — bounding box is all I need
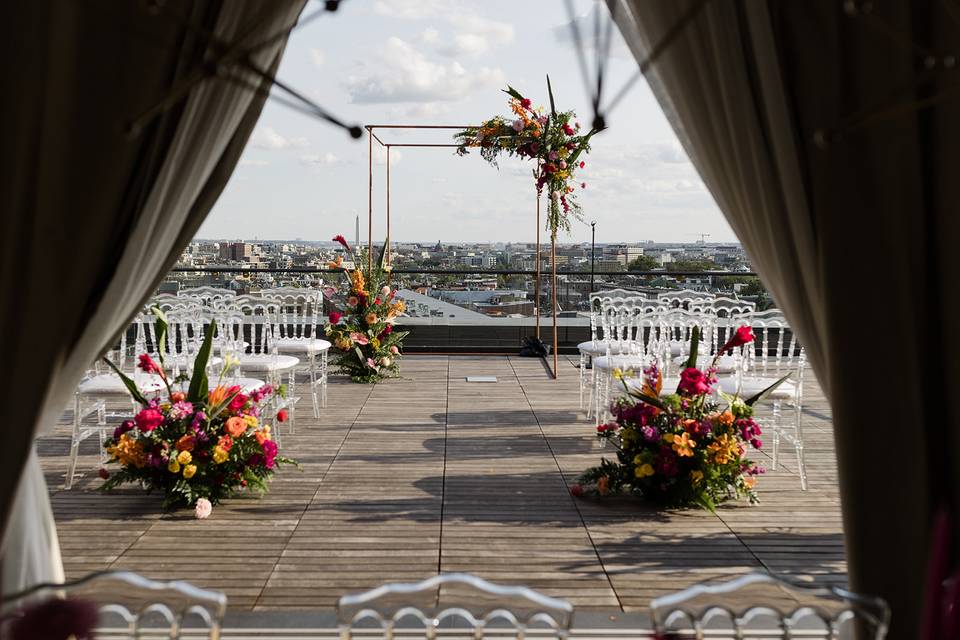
[581,182,587,189]
[721,325,755,352]
[596,423,616,434]
[579,160,585,168]
[563,123,575,136]
[374,297,382,305]
[328,311,343,325]
[678,367,712,396]
[521,98,532,109]
[277,409,289,423]
[98,468,110,480]
[543,163,556,174]
[332,234,351,251]
[137,354,164,378]
[569,484,584,497]
[378,325,393,340]
[134,408,164,432]
[228,392,249,414]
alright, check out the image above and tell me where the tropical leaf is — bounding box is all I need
[502,85,525,101]
[624,384,666,410]
[744,372,793,406]
[546,74,557,117]
[187,320,217,404]
[151,306,168,367]
[102,357,149,406]
[684,326,700,370]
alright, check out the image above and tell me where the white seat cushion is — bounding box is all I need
[577,340,641,356]
[274,337,332,354]
[593,354,649,372]
[672,354,738,373]
[238,354,300,372]
[77,373,165,396]
[716,375,797,401]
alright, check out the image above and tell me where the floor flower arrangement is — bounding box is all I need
[572,327,788,510]
[324,234,408,383]
[454,77,599,236]
[99,310,295,514]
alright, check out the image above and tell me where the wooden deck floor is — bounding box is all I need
[39,355,845,613]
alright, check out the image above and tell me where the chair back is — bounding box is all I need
[650,572,889,639]
[178,286,236,306]
[734,311,800,377]
[336,573,573,639]
[148,294,203,315]
[0,570,227,640]
[260,289,323,340]
[657,289,715,311]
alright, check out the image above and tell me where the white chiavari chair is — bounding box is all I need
[178,285,236,307]
[260,288,329,418]
[0,570,227,640]
[650,572,889,639]
[337,573,574,640]
[590,301,660,421]
[717,311,808,490]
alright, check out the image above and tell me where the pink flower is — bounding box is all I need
[348,296,359,307]
[194,498,212,519]
[366,357,378,369]
[261,439,279,469]
[721,325,755,352]
[113,419,135,440]
[563,123,575,135]
[322,286,337,298]
[228,392,249,414]
[559,160,567,169]
[137,354,164,377]
[569,484,584,497]
[351,332,369,345]
[328,311,343,325]
[512,119,524,132]
[579,160,585,168]
[134,407,164,432]
[390,345,399,354]
[381,285,391,296]
[677,367,713,396]
[169,401,193,420]
[332,234,351,251]
[548,150,558,161]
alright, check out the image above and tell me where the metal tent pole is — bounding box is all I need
[535,190,541,340]
[367,127,374,273]
[551,228,558,379]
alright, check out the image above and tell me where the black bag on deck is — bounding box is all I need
[519,336,548,357]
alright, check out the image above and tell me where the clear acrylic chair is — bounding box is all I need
[337,573,574,639]
[650,572,889,639]
[178,285,236,307]
[260,288,330,418]
[717,311,808,490]
[656,309,717,379]
[0,569,227,640]
[657,289,716,311]
[590,301,660,421]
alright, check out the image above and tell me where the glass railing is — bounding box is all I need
[161,267,773,353]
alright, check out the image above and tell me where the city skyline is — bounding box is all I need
[197,0,737,244]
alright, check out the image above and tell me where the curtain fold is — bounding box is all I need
[0,0,306,591]
[609,1,956,636]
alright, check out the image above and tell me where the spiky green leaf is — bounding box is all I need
[684,326,701,370]
[546,75,557,116]
[151,306,168,367]
[102,357,149,406]
[744,372,793,406]
[187,320,217,403]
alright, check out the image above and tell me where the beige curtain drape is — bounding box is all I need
[610,1,958,637]
[0,0,306,590]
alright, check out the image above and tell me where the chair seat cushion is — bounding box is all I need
[238,354,300,372]
[672,354,738,373]
[274,337,332,354]
[77,373,165,395]
[716,375,797,401]
[593,354,650,372]
[577,340,640,356]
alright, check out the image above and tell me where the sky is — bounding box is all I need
[197,0,736,245]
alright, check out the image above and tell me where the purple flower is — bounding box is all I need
[262,439,279,469]
[10,597,98,640]
[191,411,207,429]
[113,419,135,440]
[641,425,659,442]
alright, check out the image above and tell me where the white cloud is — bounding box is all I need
[419,28,440,44]
[373,0,447,19]
[346,37,505,104]
[308,48,325,67]
[299,152,340,167]
[250,126,309,150]
[388,102,453,119]
[374,0,513,58]
[373,146,403,166]
[239,157,269,167]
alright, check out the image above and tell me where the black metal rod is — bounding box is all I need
[590,221,596,292]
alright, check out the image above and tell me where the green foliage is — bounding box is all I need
[665,259,716,272]
[627,255,659,271]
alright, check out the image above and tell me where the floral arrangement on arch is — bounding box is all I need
[454,77,599,236]
[572,326,788,510]
[99,309,296,515]
[324,234,409,383]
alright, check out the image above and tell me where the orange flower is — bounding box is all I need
[175,435,196,452]
[170,391,186,403]
[597,476,610,496]
[106,434,146,468]
[668,432,696,457]
[327,255,343,269]
[225,416,246,437]
[255,430,271,445]
[365,312,378,325]
[208,385,229,406]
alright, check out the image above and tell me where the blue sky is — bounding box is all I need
[197,0,736,244]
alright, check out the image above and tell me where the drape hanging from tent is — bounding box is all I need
[0,0,306,590]
[608,1,959,637]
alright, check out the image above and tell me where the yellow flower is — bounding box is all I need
[176,450,192,465]
[106,434,146,468]
[168,460,181,474]
[365,312,378,325]
[244,415,259,428]
[213,447,229,464]
[183,464,197,479]
[371,337,381,350]
[707,434,738,465]
[690,470,704,485]
[635,463,655,478]
[612,368,624,381]
[620,427,637,446]
[335,337,352,350]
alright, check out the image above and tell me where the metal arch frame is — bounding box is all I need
[366,124,561,379]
